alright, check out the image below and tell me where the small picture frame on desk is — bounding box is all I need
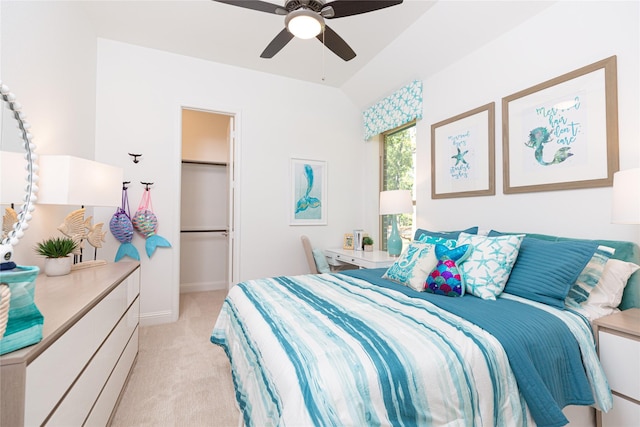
[343,233,354,250]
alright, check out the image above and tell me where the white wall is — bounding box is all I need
[94,39,364,324]
[1,1,98,268]
[353,1,640,244]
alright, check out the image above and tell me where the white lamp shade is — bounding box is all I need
[379,190,413,215]
[612,168,640,224]
[1,150,29,204]
[37,155,123,207]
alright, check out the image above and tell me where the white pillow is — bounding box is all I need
[383,238,455,291]
[578,259,640,319]
[457,232,524,300]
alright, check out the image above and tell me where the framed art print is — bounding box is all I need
[431,102,495,199]
[290,158,327,225]
[502,56,619,194]
[343,233,354,250]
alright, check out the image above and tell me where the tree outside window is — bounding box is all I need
[380,123,416,251]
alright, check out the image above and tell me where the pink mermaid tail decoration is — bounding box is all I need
[132,188,171,258]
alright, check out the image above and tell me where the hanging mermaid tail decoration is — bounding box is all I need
[132,185,171,258]
[110,185,140,262]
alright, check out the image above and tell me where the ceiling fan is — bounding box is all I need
[212,0,403,61]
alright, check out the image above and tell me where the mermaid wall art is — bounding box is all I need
[503,56,617,193]
[290,159,327,225]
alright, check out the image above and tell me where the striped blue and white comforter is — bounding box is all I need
[211,272,611,427]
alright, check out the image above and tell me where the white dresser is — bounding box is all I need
[0,262,140,426]
[594,308,640,427]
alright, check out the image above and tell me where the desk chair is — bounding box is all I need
[301,236,354,274]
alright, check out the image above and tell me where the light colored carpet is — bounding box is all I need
[111,290,240,427]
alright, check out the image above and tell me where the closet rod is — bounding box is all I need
[180,229,227,233]
[181,160,227,166]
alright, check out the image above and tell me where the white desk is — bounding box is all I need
[324,248,397,269]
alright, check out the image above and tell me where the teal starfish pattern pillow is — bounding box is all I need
[457,232,524,300]
[382,237,455,291]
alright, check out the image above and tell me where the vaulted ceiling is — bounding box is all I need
[74,0,555,105]
[77,0,436,88]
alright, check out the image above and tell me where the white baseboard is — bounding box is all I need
[180,280,227,293]
[139,310,175,327]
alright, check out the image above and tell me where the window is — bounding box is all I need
[380,122,416,251]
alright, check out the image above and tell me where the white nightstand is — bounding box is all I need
[593,308,640,427]
[324,248,397,269]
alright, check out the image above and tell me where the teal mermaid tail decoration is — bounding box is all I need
[145,234,172,258]
[526,127,573,166]
[295,164,321,214]
[115,242,140,262]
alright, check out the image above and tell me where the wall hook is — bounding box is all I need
[128,153,142,163]
[141,181,154,191]
[122,181,131,190]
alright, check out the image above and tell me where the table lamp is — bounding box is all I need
[37,155,123,268]
[379,189,413,257]
[612,168,640,224]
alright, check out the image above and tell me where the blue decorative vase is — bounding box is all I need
[387,215,402,257]
[0,265,43,355]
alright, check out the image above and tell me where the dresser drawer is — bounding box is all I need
[599,331,640,401]
[86,327,139,426]
[24,274,139,426]
[45,297,139,425]
[602,394,640,427]
[334,253,361,267]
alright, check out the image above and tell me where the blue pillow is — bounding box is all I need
[414,226,478,242]
[312,248,331,274]
[425,244,472,297]
[502,237,599,308]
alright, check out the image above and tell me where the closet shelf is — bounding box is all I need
[181,160,227,166]
[180,229,227,233]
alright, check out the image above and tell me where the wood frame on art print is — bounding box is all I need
[290,158,327,225]
[431,102,495,199]
[343,233,354,250]
[502,56,619,194]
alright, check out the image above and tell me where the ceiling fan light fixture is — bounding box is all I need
[285,8,324,39]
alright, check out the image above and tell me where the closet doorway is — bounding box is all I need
[180,108,236,292]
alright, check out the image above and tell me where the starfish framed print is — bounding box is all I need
[290,158,327,225]
[431,102,495,199]
[502,56,619,194]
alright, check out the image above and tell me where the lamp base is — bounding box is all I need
[387,215,403,257]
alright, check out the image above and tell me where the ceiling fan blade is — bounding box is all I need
[212,0,287,15]
[261,28,295,58]
[322,0,403,18]
[317,25,356,61]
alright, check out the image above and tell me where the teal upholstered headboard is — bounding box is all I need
[525,233,640,310]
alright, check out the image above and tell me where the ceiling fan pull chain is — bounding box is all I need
[321,29,326,82]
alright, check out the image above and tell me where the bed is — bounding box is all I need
[211,229,640,427]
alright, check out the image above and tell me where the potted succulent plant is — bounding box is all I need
[363,236,374,252]
[34,237,77,277]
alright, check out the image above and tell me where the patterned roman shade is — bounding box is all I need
[363,80,423,140]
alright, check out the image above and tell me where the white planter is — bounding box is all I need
[44,257,72,277]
